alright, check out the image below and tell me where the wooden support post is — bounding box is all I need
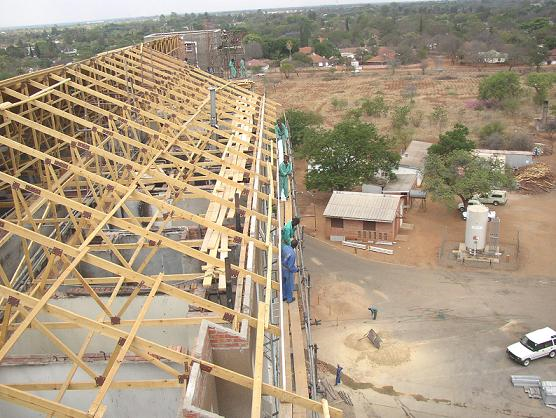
[224,256,234,309]
[235,192,241,232]
[251,302,267,418]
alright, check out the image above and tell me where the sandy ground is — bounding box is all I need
[304,236,556,418]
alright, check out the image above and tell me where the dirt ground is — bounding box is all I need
[262,62,556,277]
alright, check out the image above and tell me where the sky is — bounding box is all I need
[0,0,415,29]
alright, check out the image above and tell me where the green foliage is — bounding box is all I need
[302,118,400,191]
[478,72,521,102]
[313,39,340,58]
[263,38,299,60]
[428,123,475,156]
[345,107,363,119]
[478,122,505,142]
[331,97,348,110]
[526,73,556,105]
[283,108,323,149]
[291,52,312,65]
[360,95,389,117]
[410,110,424,128]
[429,105,448,131]
[390,105,411,130]
[280,61,295,78]
[424,149,515,208]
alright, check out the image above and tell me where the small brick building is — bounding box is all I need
[323,191,403,242]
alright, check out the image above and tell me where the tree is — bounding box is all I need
[526,73,556,106]
[428,123,474,156]
[420,59,428,75]
[424,149,514,208]
[391,105,410,130]
[302,118,399,191]
[280,61,294,79]
[478,71,521,102]
[438,33,462,65]
[360,95,389,117]
[283,108,323,149]
[429,105,448,132]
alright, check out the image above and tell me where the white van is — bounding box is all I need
[507,327,556,366]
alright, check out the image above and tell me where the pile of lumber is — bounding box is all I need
[515,163,554,193]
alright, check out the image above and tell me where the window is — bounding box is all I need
[363,221,376,231]
[331,218,343,228]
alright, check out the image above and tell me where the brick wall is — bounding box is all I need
[207,324,249,350]
[327,218,397,241]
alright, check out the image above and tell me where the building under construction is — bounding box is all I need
[144,30,246,78]
[0,36,340,417]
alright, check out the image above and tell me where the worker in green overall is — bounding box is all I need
[279,155,293,200]
[228,58,237,78]
[275,120,288,152]
[282,217,300,246]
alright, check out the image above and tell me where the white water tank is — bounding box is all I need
[465,205,489,252]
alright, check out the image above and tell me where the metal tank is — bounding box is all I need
[465,204,489,253]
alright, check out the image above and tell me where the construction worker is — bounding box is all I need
[275,120,288,152]
[228,58,237,78]
[368,305,378,320]
[239,57,247,78]
[279,155,293,200]
[335,364,343,386]
[281,238,299,303]
[282,217,300,246]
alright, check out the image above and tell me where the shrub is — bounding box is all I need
[506,134,533,151]
[283,109,323,149]
[478,71,521,102]
[479,132,505,149]
[331,97,348,110]
[478,122,505,141]
[360,95,389,117]
[410,110,424,128]
[391,105,411,130]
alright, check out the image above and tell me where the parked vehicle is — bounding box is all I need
[475,190,507,206]
[507,327,556,366]
[458,190,507,212]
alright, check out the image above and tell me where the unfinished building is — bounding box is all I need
[0,36,340,417]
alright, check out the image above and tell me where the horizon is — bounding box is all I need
[0,0,424,30]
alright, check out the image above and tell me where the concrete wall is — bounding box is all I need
[0,362,182,418]
[8,295,199,355]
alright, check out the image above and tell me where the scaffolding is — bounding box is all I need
[0,36,341,417]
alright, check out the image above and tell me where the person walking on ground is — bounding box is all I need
[281,238,299,303]
[279,155,293,200]
[335,364,343,385]
[282,217,300,246]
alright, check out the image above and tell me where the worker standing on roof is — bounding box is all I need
[279,155,293,200]
[228,59,237,79]
[240,57,247,78]
[275,120,288,152]
[281,239,299,303]
[282,217,300,246]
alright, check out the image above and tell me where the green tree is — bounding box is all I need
[360,95,389,117]
[391,105,410,130]
[280,61,295,79]
[478,121,505,142]
[302,118,399,191]
[526,73,556,106]
[283,108,323,148]
[429,105,448,132]
[428,123,474,156]
[424,149,514,208]
[478,71,521,102]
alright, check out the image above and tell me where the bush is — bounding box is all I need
[331,97,348,110]
[391,105,411,130]
[506,134,533,151]
[479,132,505,149]
[410,110,424,128]
[478,71,521,102]
[345,107,363,119]
[478,122,505,142]
[360,95,389,117]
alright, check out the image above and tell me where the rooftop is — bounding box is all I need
[400,140,433,169]
[527,327,556,344]
[323,191,401,222]
[383,173,418,192]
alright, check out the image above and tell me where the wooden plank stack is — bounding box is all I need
[516,163,554,193]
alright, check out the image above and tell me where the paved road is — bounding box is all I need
[304,236,556,418]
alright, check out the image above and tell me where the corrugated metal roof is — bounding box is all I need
[323,191,401,222]
[383,173,417,192]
